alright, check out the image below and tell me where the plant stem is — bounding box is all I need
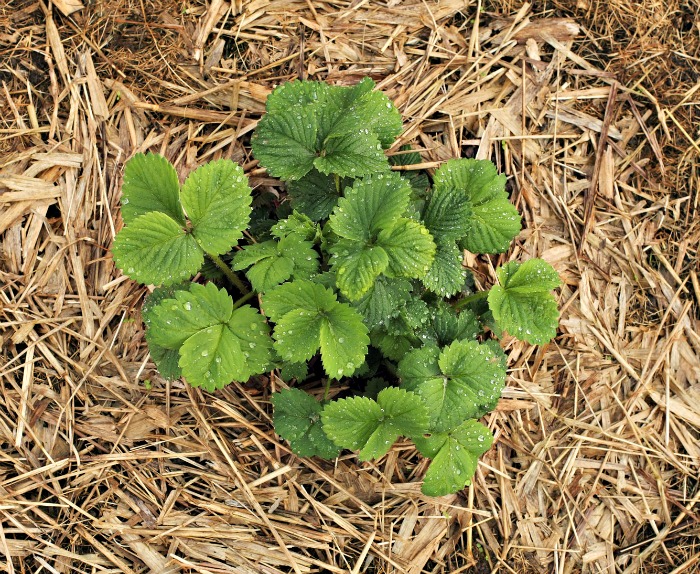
[232,290,257,310]
[323,377,333,402]
[207,253,249,294]
[453,289,488,311]
[334,173,341,194]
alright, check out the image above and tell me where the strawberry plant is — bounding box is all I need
[111,77,560,496]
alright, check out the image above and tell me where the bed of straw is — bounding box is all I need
[1,1,699,572]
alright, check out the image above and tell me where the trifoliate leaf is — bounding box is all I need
[319,303,369,379]
[399,340,506,432]
[264,281,369,379]
[413,420,493,497]
[272,388,340,458]
[121,153,184,225]
[331,240,389,300]
[487,259,561,344]
[330,173,412,241]
[321,387,429,461]
[271,211,318,241]
[287,170,343,221]
[233,235,318,293]
[180,160,252,256]
[252,106,319,180]
[353,276,412,330]
[422,242,465,297]
[377,218,436,278]
[421,187,472,241]
[112,211,203,286]
[419,302,481,347]
[314,131,388,177]
[434,159,521,253]
[146,283,271,390]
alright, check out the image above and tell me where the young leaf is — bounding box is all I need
[433,159,521,253]
[121,153,184,225]
[399,340,506,432]
[329,173,412,241]
[111,211,203,286]
[331,240,389,300]
[264,281,369,379]
[272,388,340,459]
[321,387,429,461]
[413,420,493,496]
[270,211,318,241]
[147,283,272,390]
[180,160,252,256]
[487,259,561,344]
[377,218,436,278]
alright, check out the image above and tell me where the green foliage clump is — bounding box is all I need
[111,77,561,497]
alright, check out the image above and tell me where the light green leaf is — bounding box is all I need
[273,309,323,363]
[112,211,203,286]
[180,160,252,255]
[319,303,369,379]
[271,211,318,241]
[331,240,388,300]
[422,241,465,297]
[377,218,436,278]
[330,173,412,241]
[121,153,184,225]
[397,344,442,388]
[321,387,429,461]
[225,305,274,375]
[488,259,561,344]
[252,107,319,180]
[433,159,521,253]
[264,80,331,114]
[263,280,336,322]
[399,340,506,432]
[233,241,294,293]
[414,420,493,497]
[272,388,340,459]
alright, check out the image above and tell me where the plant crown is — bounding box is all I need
[111,77,560,496]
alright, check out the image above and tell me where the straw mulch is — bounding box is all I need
[1,1,698,572]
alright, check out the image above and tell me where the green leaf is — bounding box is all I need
[419,302,481,347]
[487,259,561,344]
[146,284,271,390]
[353,276,412,330]
[263,280,336,322]
[370,329,414,362]
[112,211,203,286]
[272,389,340,459]
[287,170,343,221]
[434,159,521,253]
[271,211,318,241]
[265,281,369,379]
[331,240,388,300]
[264,80,331,114]
[180,160,252,255]
[148,344,182,380]
[377,218,436,278]
[330,173,412,241]
[414,420,493,497]
[421,187,472,241]
[399,340,506,432]
[321,387,429,461]
[422,242,465,297]
[143,283,189,380]
[319,303,369,379]
[313,131,388,177]
[390,149,430,196]
[252,106,319,180]
[279,361,308,382]
[121,153,184,225]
